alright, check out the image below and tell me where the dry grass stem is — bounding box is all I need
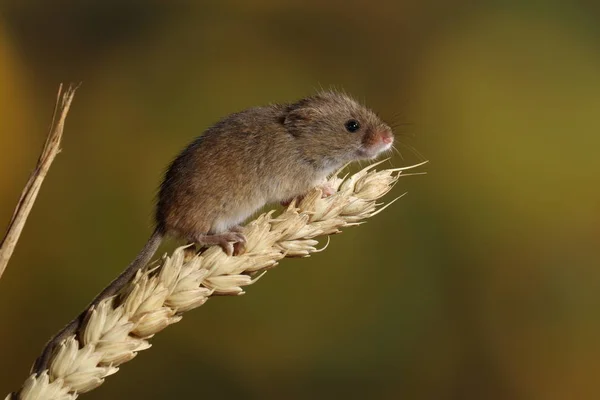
[0,84,78,281]
[8,160,426,400]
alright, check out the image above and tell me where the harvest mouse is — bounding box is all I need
[33,90,394,373]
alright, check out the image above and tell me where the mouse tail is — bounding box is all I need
[93,227,164,302]
[32,228,164,374]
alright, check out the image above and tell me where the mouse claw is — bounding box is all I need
[230,232,247,256]
[222,241,235,256]
[233,240,247,256]
[231,232,247,243]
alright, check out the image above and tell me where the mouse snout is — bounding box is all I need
[359,126,395,159]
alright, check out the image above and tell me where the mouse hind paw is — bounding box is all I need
[195,231,247,256]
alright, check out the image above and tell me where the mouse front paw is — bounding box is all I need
[319,182,336,198]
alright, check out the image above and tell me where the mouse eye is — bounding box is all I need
[345,119,360,133]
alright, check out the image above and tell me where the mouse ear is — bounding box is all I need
[283,107,318,129]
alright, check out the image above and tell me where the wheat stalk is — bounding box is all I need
[0,84,78,280]
[7,160,425,400]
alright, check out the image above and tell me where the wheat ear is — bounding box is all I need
[8,160,426,400]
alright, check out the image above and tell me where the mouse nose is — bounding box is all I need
[380,130,394,145]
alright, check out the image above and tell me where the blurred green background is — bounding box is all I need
[1,1,599,399]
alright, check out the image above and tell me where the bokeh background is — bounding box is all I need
[1,1,599,399]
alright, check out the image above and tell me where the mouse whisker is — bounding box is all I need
[395,141,426,161]
[391,144,404,161]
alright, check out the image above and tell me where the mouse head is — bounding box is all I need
[284,90,394,172]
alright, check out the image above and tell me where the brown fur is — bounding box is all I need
[157,90,392,239]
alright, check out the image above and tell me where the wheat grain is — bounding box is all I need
[7,160,425,400]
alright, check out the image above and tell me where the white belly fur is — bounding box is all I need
[210,196,266,234]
